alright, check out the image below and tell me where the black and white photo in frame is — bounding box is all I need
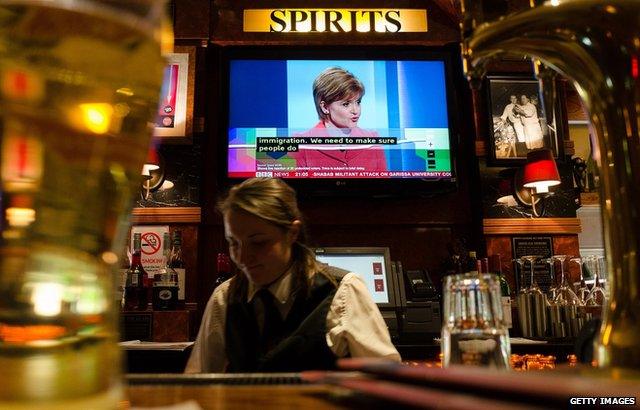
[486,76,563,165]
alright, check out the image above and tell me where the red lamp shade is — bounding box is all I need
[141,146,160,176]
[144,146,160,167]
[522,148,561,193]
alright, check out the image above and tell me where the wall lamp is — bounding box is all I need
[520,148,561,217]
[141,147,164,200]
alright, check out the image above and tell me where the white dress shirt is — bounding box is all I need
[185,269,401,373]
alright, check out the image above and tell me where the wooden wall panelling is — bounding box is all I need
[485,217,583,292]
[485,236,517,293]
[153,310,194,342]
[553,235,581,285]
[173,0,210,40]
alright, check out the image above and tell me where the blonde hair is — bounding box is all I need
[313,67,365,120]
[218,178,334,300]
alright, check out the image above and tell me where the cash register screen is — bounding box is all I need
[314,247,395,307]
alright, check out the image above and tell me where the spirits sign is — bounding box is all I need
[243,9,428,33]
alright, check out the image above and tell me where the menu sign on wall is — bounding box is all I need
[243,9,428,33]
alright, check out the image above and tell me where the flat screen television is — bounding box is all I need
[314,247,396,309]
[218,45,463,196]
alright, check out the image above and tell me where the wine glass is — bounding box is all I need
[551,255,582,306]
[570,257,590,304]
[513,257,533,337]
[521,255,542,292]
[521,255,548,338]
[512,257,526,293]
[584,255,597,281]
[544,257,558,301]
[586,256,607,306]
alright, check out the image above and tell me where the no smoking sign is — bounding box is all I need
[131,225,169,275]
[141,232,162,255]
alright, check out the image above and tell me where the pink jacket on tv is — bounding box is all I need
[290,122,388,171]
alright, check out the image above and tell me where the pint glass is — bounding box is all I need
[442,273,511,369]
[0,1,168,408]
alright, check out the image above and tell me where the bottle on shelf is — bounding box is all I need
[119,243,131,309]
[169,230,185,302]
[215,253,233,288]
[152,232,179,310]
[467,251,479,275]
[453,254,464,275]
[123,232,149,310]
[481,257,489,275]
[170,230,184,269]
[489,254,512,328]
[585,135,600,192]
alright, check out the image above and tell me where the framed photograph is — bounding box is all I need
[485,75,563,165]
[154,46,195,140]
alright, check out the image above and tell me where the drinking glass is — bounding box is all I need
[570,257,590,304]
[544,257,558,301]
[442,273,511,369]
[512,257,526,293]
[521,255,548,338]
[586,256,607,306]
[513,257,533,337]
[551,255,581,306]
[583,255,595,280]
[0,1,169,408]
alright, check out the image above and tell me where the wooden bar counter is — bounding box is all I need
[125,374,348,410]
[123,364,640,410]
[126,384,347,410]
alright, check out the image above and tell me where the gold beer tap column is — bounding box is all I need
[460,0,640,373]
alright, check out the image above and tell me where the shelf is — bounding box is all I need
[483,217,582,235]
[131,207,201,224]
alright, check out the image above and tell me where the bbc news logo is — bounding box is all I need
[255,172,273,177]
[569,397,636,406]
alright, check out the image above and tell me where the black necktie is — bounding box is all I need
[255,288,284,353]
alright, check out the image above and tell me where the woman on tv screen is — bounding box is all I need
[291,67,388,172]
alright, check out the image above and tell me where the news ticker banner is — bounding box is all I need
[243,9,428,33]
[252,170,453,178]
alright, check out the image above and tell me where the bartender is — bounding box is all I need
[185,178,400,372]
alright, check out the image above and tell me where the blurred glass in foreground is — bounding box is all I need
[442,273,511,369]
[0,0,169,408]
